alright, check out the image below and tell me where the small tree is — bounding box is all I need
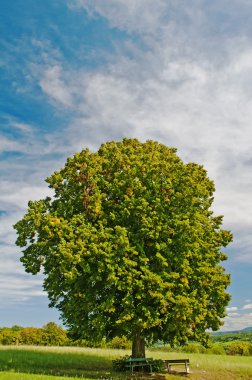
[42,322,69,346]
[20,327,44,345]
[0,328,21,345]
[14,138,232,357]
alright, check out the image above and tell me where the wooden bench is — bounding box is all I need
[124,357,154,374]
[164,359,190,374]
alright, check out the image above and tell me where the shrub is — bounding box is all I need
[108,336,131,349]
[68,338,89,347]
[225,341,252,356]
[152,359,166,372]
[42,322,69,346]
[180,343,206,354]
[0,328,21,345]
[206,343,226,355]
[0,323,70,347]
[112,355,131,371]
[20,327,44,345]
[112,356,165,373]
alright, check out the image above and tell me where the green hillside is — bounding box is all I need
[211,329,252,343]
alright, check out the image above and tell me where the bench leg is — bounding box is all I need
[185,363,190,374]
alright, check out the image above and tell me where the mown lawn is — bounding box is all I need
[0,346,251,379]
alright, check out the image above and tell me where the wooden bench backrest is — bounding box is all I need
[165,359,190,364]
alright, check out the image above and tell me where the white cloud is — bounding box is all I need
[0,135,25,153]
[227,313,240,317]
[0,116,62,157]
[0,275,46,305]
[39,65,73,107]
[12,122,34,134]
[222,312,252,331]
[69,0,168,35]
[242,304,252,310]
[226,307,238,312]
[0,181,51,210]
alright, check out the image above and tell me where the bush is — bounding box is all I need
[0,323,69,346]
[108,336,131,349]
[68,338,89,347]
[180,343,207,354]
[206,343,226,355]
[225,341,252,356]
[0,328,21,345]
[42,322,69,346]
[152,359,166,372]
[112,355,131,372]
[112,356,165,373]
[20,327,44,345]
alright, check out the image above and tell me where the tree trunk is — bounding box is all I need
[132,331,145,358]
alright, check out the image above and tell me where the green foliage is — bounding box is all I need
[211,331,252,343]
[0,328,21,345]
[42,322,69,346]
[108,336,131,349]
[179,343,207,354]
[112,355,131,371]
[206,343,226,355]
[151,359,166,372]
[167,341,252,356]
[14,138,232,351]
[112,356,165,373]
[0,323,68,346]
[224,341,252,356]
[185,342,227,355]
[20,327,44,345]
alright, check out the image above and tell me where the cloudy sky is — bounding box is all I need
[1,0,252,331]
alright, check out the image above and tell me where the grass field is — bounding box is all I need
[0,346,251,380]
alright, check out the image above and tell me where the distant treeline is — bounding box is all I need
[155,331,252,356]
[0,322,69,346]
[0,323,131,349]
[1,323,252,356]
[211,330,252,343]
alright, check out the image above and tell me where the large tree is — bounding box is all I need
[14,138,232,357]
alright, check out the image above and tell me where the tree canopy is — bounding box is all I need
[14,138,232,357]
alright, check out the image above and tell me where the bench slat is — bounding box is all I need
[165,359,189,364]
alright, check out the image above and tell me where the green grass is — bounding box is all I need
[0,373,79,380]
[0,346,127,379]
[152,351,252,379]
[0,346,251,380]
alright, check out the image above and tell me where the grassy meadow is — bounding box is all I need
[0,346,251,380]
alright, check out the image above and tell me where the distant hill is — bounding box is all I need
[211,327,252,343]
[240,327,252,333]
[214,326,252,335]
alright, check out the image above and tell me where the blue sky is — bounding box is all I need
[1,0,252,331]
